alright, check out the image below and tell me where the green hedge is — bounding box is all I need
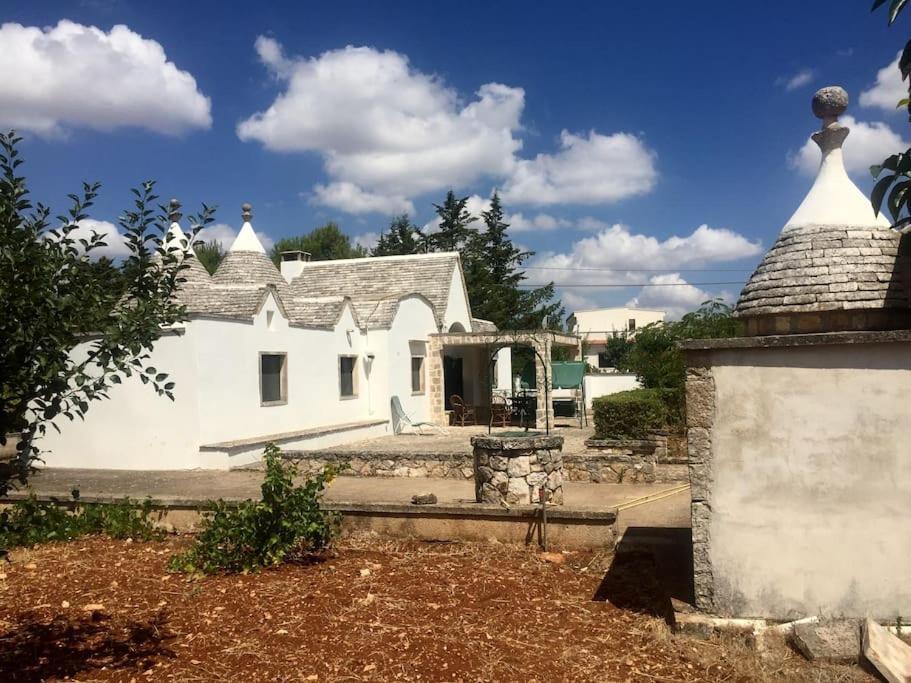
[592,388,683,439]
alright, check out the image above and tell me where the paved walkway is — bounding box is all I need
[4,467,689,520]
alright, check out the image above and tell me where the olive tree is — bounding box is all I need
[0,132,214,494]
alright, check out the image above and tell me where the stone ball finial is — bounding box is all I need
[812,86,849,121]
[167,198,182,222]
[241,202,253,222]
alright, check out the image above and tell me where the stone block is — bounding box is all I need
[506,456,531,477]
[489,455,508,471]
[689,461,711,502]
[863,617,911,683]
[686,376,715,428]
[792,619,861,664]
[505,477,529,504]
[687,427,711,463]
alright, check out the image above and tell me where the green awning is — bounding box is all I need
[551,361,585,389]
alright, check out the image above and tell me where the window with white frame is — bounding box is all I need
[260,353,287,405]
[339,355,358,398]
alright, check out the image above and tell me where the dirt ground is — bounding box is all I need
[0,535,875,682]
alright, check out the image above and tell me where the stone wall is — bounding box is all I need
[472,434,564,504]
[682,333,911,620]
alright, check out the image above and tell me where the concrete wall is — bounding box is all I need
[583,373,641,409]
[688,339,911,619]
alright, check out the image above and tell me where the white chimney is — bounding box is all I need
[280,250,311,282]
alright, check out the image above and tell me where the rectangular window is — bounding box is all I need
[260,353,287,405]
[411,356,425,394]
[628,318,636,331]
[597,352,610,369]
[340,355,358,398]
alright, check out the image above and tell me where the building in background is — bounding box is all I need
[567,307,666,370]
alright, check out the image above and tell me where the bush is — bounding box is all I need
[169,443,342,575]
[592,389,670,439]
[0,493,161,549]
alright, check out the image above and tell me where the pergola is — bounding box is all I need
[427,330,581,431]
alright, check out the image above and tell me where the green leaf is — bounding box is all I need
[872,174,896,216]
[891,0,911,25]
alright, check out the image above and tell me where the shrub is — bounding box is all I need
[169,443,342,575]
[592,389,670,439]
[0,493,161,549]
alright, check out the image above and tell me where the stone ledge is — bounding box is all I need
[680,328,911,351]
[200,419,389,451]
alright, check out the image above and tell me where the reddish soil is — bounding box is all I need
[0,536,873,682]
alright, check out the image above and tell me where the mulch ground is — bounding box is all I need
[0,535,874,682]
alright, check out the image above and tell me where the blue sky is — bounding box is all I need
[3,0,909,316]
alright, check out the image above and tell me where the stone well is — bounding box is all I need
[470,433,564,505]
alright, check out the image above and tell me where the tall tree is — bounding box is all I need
[0,131,214,494]
[426,191,475,252]
[466,192,562,330]
[270,222,367,264]
[372,214,423,256]
[195,239,226,274]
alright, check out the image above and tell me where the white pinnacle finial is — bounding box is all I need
[230,201,266,253]
[784,86,889,230]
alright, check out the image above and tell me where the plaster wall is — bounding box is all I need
[699,342,911,619]
[442,267,472,332]
[39,328,205,469]
[193,296,371,445]
[583,374,641,409]
[385,295,438,423]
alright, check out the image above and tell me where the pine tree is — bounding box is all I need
[269,222,366,264]
[371,214,423,256]
[467,192,562,330]
[426,190,475,252]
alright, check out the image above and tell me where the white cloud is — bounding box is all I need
[0,20,211,137]
[626,274,728,320]
[532,223,761,277]
[775,68,815,92]
[197,223,274,251]
[501,130,657,206]
[788,114,908,176]
[352,231,380,251]
[860,52,905,112]
[508,212,569,233]
[56,219,131,259]
[238,40,523,200]
[238,39,659,214]
[311,182,414,215]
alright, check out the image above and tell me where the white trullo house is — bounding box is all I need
[41,203,511,469]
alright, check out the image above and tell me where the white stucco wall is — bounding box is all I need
[194,296,372,446]
[385,295,438,423]
[443,266,472,332]
[583,373,640,408]
[39,328,205,469]
[570,307,665,338]
[706,342,911,618]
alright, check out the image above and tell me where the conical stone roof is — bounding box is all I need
[211,203,287,291]
[735,87,911,336]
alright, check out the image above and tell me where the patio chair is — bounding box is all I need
[490,394,512,429]
[391,396,447,435]
[450,394,476,426]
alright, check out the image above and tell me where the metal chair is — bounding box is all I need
[490,394,512,428]
[449,394,476,426]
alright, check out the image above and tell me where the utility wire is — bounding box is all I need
[521,265,754,272]
[518,281,745,288]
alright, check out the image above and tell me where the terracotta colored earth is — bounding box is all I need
[0,536,874,682]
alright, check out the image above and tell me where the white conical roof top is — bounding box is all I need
[229,203,266,253]
[736,86,910,326]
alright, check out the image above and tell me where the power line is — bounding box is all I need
[519,281,745,288]
[522,265,754,273]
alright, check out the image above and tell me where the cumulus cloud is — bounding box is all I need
[238,38,658,214]
[788,114,908,176]
[312,182,414,215]
[775,68,815,92]
[352,231,380,251]
[532,223,761,276]
[502,130,657,206]
[626,273,728,319]
[237,40,523,203]
[54,219,131,259]
[0,20,211,136]
[196,223,274,251]
[860,52,905,112]
[508,212,569,233]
